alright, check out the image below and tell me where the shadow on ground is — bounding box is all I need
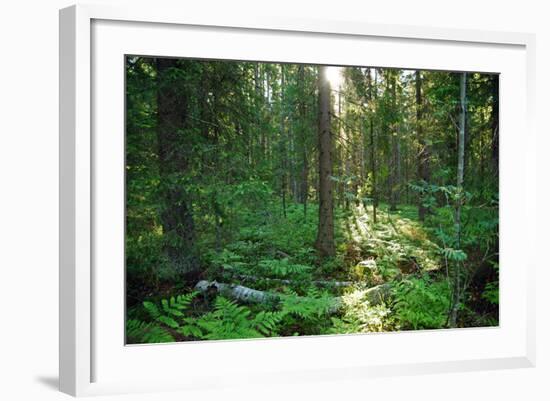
[35,376,58,391]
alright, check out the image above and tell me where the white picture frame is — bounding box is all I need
[59,3,536,397]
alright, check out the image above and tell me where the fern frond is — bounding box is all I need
[126,319,174,344]
[141,292,198,333]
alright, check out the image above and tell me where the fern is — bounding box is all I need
[142,292,198,330]
[392,276,451,330]
[258,258,312,278]
[253,310,285,335]
[193,297,283,340]
[329,288,396,334]
[482,281,499,305]
[441,247,467,262]
[206,297,244,338]
[126,319,174,344]
[280,288,334,320]
[132,291,286,342]
[210,248,247,270]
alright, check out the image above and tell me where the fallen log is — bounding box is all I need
[194,280,393,312]
[194,280,279,303]
[227,273,354,288]
[274,250,291,259]
[363,283,392,305]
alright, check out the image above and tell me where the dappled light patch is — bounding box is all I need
[330,286,397,333]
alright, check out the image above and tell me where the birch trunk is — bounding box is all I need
[195,280,393,312]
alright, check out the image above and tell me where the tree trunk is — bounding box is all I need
[156,58,199,278]
[389,71,399,211]
[280,65,287,218]
[368,68,378,224]
[298,66,309,220]
[338,91,346,209]
[415,71,431,221]
[370,119,378,224]
[449,72,467,327]
[315,66,336,258]
[491,74,499,178]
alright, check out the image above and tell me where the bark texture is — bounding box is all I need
[491,74,499,177]
[368,69,378,223]
[449,72,467,327]
[194,280,394,312]
[389,71,400,211]
[315,66,336,257]
[157,58,199,277]
[416,71,431,221]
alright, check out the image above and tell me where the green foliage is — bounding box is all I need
[126,57,499,341]
[192,297,285,340]
[130,292,287,342]
[142,292,198,329]
[482,262,499,305]
[208,248,247,271]
[392,276,451,330]
[230,179,274,206]
[280,288,335,320]
[126,319,174,344]
[482,282,499,305]
[330,288,397,333]
[350,204,441,278]
[409,181,438,211]
[258,258,312,279]
[442,247,467,262]
[265,204,320,259]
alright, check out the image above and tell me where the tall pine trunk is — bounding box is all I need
[156,58,199,279]
[449,72,467,327]
[491,74,499,178]
[280,65,287,218]
[298,66,309,220]
[367,68,378,224]
[416,71,431,221]
[315,66,336,258]
[389,71,399,211]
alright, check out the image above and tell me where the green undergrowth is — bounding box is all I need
[127,199,496,344]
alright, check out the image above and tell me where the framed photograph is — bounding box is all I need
[59,4,536,396]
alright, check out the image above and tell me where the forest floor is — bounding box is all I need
[127,200,497,343]
[210,201,442,291]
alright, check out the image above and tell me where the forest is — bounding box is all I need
[125,56,499,344]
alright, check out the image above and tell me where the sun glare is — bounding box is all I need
[326,66,343,89]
